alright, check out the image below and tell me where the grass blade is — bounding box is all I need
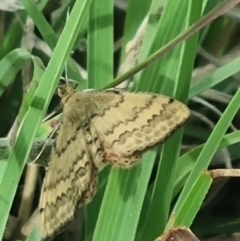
[0,0,92,238]
[172,87,240,227]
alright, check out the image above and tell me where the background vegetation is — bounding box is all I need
[0,0,240,240]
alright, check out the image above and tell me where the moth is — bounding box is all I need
[39,85,190,239]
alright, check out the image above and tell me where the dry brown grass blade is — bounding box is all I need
[210,169,240,178]
[155,227,201,241]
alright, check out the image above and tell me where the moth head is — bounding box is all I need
[58,84,76,104]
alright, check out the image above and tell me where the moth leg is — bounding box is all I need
[104,148,141,168]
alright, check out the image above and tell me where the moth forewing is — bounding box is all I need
[90,91,190,167]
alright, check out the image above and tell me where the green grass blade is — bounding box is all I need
[87,0,113,89]
[93,151,156,241]
[93,1,201,240]
[85,168,109,241]
[174,131,240,198]
[0,12,28,58]
[17,57,45,123]
[137,1,203,239]
[20,0,85,84]
[20,0,62,50]
[172,87,240,227]
[170,172,212,228]
[0,0,92,238]
[0,49,32,96]
[189,55,240,99]
[85,0,114,237]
